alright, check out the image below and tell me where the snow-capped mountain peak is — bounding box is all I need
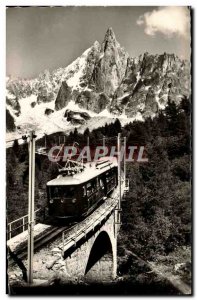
[6,27,190,143]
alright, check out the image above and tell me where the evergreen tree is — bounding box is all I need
[114,118,121,134]
[12,139,20,158]
[165,99,179,135]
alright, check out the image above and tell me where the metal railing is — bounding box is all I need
[61,197,118,256]
[7,208,41,240]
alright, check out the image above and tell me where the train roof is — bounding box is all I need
[47,158,118,186]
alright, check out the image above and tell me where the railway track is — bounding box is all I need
[8,224,74,267]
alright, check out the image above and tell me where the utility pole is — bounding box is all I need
[27,130,36,284]
[103,135,105,147]
[123,137,126,183]
[117,133,121,224]
[87,136,89,147]
[113,133,121,279]
[44,134,47,149]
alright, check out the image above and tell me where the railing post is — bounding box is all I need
[34,210,37,225]
[74,226,77,246]
[22,217,25,232]
[62,232,65,257]
[43,207,45,222]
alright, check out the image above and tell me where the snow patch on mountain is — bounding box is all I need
[66,47,92,91]
[98,109,116,118]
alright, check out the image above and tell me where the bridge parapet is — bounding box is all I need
[61,197,118,255]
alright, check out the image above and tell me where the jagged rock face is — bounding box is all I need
[6,96,21,117]
[110,52,190,117]
[37,92,54,104]
[91,28,129,96]
[6,27,191,132]
[54,28,128,111]
[75,90,110,113]
[6,109,15,132]
[55,81,72,110]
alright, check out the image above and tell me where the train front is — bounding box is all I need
[46,175,79,219]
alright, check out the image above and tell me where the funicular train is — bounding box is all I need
[47,158,118,220]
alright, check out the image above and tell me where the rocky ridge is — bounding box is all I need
[6,27,190,134]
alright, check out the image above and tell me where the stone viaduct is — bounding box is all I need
[60,196,120,282]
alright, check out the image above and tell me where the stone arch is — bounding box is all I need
[84,231,114,282]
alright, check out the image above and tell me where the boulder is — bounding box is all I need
[45,108,54,115]
[31,101,36,108]
[64,109,90,125]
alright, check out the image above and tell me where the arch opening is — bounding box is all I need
[85,231,113,282]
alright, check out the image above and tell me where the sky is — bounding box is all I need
[6,6,191,79]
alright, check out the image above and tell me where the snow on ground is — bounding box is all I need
[6,103,143,148]
[6,90,144,148]
[98,109,116,118]
[6,96,99,147]
[66,100,97,117]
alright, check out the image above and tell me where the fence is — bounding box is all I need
[7,208,42,240]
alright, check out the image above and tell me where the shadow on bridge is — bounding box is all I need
[85,231,113,282]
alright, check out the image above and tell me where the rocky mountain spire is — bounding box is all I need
[91,27,128,96]
[102,27,117,51]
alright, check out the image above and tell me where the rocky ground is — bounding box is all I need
[7,233,191,296]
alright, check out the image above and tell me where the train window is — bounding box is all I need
[86,179,98,197]
[87,182,92,196]
[52,187,60,198]
[105,170,115,183]
[82,186,86,197]
[64,187,75,198]
[100,179,104,189]
[49,186,75,199]
[96,177,99,189]
[92,179,97,192]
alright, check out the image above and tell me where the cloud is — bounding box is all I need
[137,6,190,38]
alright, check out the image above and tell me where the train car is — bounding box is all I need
[46,158,118,220]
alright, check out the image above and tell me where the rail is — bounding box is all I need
[7,208,41,240]
[61,175,126,253]
[62,197,118,255]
